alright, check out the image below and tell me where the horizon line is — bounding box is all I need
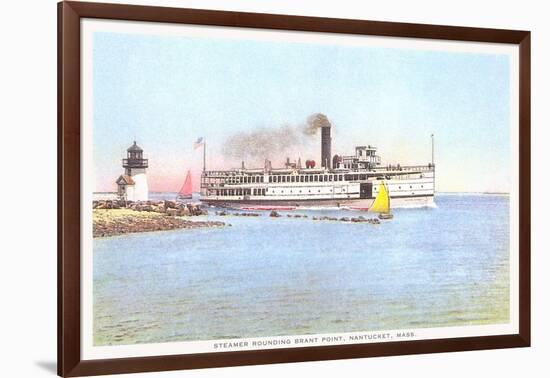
[93,190,510,195]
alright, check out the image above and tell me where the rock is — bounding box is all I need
[187,204,207,216]
[239,212,259,217]
[187,204,201,215]
[269,210,281,217]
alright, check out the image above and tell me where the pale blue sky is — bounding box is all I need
[93,31,510,193]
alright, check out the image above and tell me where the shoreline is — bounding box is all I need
[93,201,225,238]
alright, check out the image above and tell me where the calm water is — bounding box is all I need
[93,194,510,346]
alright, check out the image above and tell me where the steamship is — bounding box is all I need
[200,123,435,210]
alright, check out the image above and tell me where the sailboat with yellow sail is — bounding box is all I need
[370,181,393,219]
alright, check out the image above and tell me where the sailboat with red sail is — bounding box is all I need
[176,170,193,201]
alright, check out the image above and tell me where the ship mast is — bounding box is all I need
[431,134,434,166]
[431,134,435,193]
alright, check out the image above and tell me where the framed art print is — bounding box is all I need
[58,1,530,376]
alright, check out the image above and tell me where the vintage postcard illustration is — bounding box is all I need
[81,20,518,359]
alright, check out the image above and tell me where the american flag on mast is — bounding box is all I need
[193,137,204,149]
[194,137,206,171]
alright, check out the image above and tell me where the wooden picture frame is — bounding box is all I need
[58,1,530,376]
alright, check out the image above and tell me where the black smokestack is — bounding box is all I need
[321,126,331,169]
[305,113,332,169]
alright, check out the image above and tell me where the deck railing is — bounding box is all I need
[122,158,149,168]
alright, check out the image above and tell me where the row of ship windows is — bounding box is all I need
[388,185,425,190]
[227,176,263,184]
[221,174,347,184]
[213,188,340,196]
[270,188,346,194]
[210,173,429,185]
[213,189,265,196]
[269,174,347,183]
[222,173,380,184]
[212,184,426,196]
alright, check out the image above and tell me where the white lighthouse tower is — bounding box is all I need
[116,141,149,202]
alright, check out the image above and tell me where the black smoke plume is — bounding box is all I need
[222,113,332,165]
[303,113,332,135]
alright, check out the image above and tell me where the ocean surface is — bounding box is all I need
[93,194,510,346]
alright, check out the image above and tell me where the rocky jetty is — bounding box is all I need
[211,210,377,224]
[93,199,207,216]
[233,212,261,217]
[93,200,223,238]
[215,211,260,217]
[311,215,380,224]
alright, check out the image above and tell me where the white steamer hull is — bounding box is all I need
[202,194,434,210]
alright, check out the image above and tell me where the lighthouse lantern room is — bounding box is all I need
[116,141,149,201]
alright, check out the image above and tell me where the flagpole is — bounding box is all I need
[431,134,435,194]
[203,139,206,172]
[431,134,434,165]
